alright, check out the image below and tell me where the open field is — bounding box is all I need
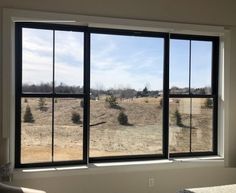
[21,96,213,163]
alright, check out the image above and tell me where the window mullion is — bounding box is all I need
[163,34,170,159]
[212,38,219,154]
[84,30,90,164]
[189,40,192,153]
[51,30,56,162]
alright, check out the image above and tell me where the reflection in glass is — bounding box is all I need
[21,98,52,163]
[90,34,164,157]
[22,28,53,93]
[191,41,212,94]
[54,98,83,161]
[169,98,190,153]
[191,98,213,152]
[55,31,84,94]
[170,40,190,94]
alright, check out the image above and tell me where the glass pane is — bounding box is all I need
[170,39,190,94]
[90,34,164,157]
[191,98,213,152]
[21,97,52,163]
[54,98,83,161]
[191,41,212,94]
[55,31,84,94]
[169,98,190,153]
[22,28,53,93]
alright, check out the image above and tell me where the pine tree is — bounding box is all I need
[118,111,128,125]
[105,94,118,108]
[71,111,81,124]
[174,109,183,127]
[159,98,163,108]
[142,86,149,97]
[38,98,47,111]
[205,98,213,108]
[23,105,35,123]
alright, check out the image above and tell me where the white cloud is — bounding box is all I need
[22,28,83,86]
[91,35,164,90]
[22,29,164,90]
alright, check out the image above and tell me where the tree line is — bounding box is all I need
[23,83,161,99]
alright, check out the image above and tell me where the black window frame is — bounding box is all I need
[15,22,219,168]
[169,34,219,157]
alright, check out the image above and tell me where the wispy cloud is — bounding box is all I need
[91,34,164,90]
[22,28,83,86]
[22,29,212,91]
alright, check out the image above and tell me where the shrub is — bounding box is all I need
[204,98,213,108]
[174,109,183,127]
[23,105,35,123]
[118,111,128,125]
[71,111,81,124]
[38,98,47,111]
[159,98,163,108]
[80,100,84,108]
[105,94,118,108]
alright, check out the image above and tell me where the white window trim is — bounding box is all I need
[2,8,228,167]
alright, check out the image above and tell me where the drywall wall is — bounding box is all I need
[226,26,236,167]
[10,163,236,193]
[1,0,236,193]
[0,0,235,26]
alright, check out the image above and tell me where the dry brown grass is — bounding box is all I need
[21,97,212,163]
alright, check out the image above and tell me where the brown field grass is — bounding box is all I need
[21,96,212,163]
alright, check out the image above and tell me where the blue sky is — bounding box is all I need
[22,28,212,91]
[170,39,212,89]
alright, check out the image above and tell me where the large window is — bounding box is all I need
[15,23,219,167]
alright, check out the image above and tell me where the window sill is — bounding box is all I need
[13,156,224,180]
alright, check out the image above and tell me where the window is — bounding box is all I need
[169,35,218,156]
[90,32,165,160]
[15,23,219,167]
[15,23,87,167]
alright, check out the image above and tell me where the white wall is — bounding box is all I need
[10,162,236,193]
[1,1,236,193]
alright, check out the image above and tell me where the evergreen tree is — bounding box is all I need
[159,98,163,108]
[105,94,118,108]
[205,98,213,108]
[71,111,81,124]
[174,109,183,127]
[142,86,149,97]
[23,105,35,123]
[38,98,47,111]
[118,111,128,125]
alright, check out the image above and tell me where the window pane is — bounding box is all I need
[21,98,52,163]
[54,98,83,161]
[55,31,84,94]
[170,40,190,94]
[90,34,164,157]
[191,98,213,152]
[169,98,190,153]
[191,41,212,95]
[22,28,53,93]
